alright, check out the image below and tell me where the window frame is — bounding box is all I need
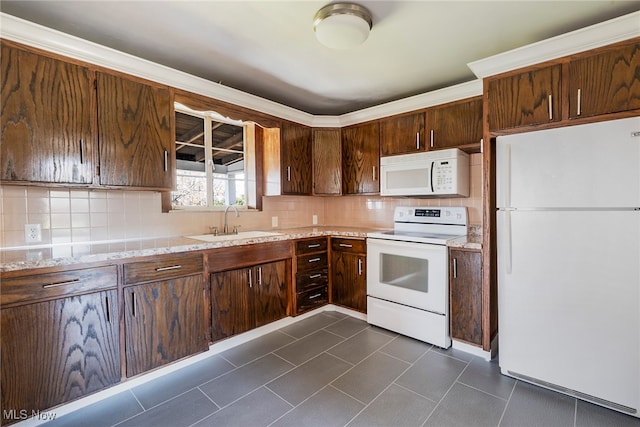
[171,103,249,211]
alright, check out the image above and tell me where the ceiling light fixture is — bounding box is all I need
[313,3,373,50]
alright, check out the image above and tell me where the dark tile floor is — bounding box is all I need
[47,311,639,427]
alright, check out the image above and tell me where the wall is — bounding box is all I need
[0,153,481,249]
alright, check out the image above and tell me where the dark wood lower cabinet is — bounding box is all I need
[449,249,483,346]
[1,290,120,424]
[211,260,287,341]
[330,238,367,313]
[124,274,207,377]
[253,261,288,328]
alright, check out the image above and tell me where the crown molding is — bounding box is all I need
[2,11,637,129]
[0,13,314,125]
[468,10,640,79]
[337,80,483,127]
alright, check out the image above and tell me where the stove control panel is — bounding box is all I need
[393,206,467,225]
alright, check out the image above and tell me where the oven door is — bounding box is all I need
[367,237,448,314]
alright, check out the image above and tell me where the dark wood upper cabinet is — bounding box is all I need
[280,122,312,195]
[312,128,342,195]
[569,42,640,119]
[97,72,172,189]
[0,43,94,184]
[379,111,425,156]
[449,249,483,346]
[488,64,562,131]
[426,97,483,151]
[341,122,380,194]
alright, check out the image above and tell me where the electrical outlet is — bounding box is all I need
[271,216,278,228]
[25,224,42,243]
[312,214,318,225]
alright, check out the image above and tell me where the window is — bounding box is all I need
[172,105,248,209]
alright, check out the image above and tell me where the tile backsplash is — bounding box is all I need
[1,154,482,248]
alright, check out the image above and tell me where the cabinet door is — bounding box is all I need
[342,122,380,194]
[210,268,252,341]
[313,128,342,195]
[1,44,94,184]
[281,122,312,195]
[124,274,206,377]
[1,290,119,422]
[569,43,640,118]
[449,249,482,346]
[331,250,367,313]
[488,64,562,131]
[97,72,172,189]
[379,112,425,156]
[426,98,483,150]
[253,260,288,328]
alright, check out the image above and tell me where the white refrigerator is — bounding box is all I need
[496,116,640,417]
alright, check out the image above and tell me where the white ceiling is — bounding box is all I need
[1,1,639,115]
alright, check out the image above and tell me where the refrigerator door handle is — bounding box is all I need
[502,144,512,207]
[503,211,513,274]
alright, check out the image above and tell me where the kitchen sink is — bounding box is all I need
[186,230,283,242]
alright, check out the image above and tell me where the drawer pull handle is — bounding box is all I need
[309,293,322,299]
[309,273,322,279]
[339,243,353,248]
[308,257,321,263]
[43,278,80,289]
[156,265,182,272]
[105,295,111,322]
[308,244,321,248]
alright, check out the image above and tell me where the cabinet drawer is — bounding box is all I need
[331,238,366,253]
[296,268,328,292]
[296,252,328,272]
[295,237,328,255]
[124,253,203,285]
[1,265,117,306]
[296,285,328,314]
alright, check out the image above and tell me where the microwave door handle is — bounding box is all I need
[430,161,435,193]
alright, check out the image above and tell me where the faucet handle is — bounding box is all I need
[209,226,218,236]
[232,225,241,234]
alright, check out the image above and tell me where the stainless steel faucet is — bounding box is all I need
[223,205,239,234]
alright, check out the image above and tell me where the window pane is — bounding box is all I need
[173,170,207,206]
[212,120,244,206]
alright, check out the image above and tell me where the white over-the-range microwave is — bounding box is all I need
[380,148,470,197]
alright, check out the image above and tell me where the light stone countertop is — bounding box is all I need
[0,225,482,273]
[0,227,378,272]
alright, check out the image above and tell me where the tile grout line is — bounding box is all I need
[339,348,425,426]
[419,356,473,427]
[496,378,519,427]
